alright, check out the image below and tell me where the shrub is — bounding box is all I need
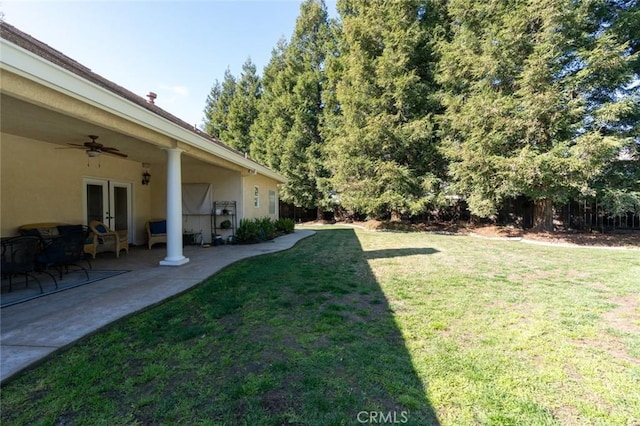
[275,218,295,234]
[235,217,294,244]
[257,217,277,241]
[235,219,261,244]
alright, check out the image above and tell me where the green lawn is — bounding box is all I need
[2,227,639,425]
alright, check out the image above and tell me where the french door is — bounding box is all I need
[84,178,132,238]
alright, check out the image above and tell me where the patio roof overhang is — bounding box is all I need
[0,31,287,184]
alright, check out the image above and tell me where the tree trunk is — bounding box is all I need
[316,192,324,221]
[532,197,554,232]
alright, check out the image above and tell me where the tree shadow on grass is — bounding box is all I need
[0,228,441,425]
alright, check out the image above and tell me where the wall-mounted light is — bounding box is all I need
[142,171,151,185]
[142,163,151,185]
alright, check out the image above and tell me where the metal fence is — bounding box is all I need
[558,199,640,231]
[280,197,640,231]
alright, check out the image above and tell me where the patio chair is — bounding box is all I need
[58,225,93,271]
[145,218,167,249]
[35,237,65,286]
[1,236,43,293]
[89,220,129,258]
[83,228,98,259]
[36,226,90,285]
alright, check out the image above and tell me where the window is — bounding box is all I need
[269,190,276,214]
[254,186,259,208]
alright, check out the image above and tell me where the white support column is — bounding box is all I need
[160,147,189,266]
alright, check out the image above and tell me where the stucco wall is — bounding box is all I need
[242,173,280,221]
[152,160,243,243]
[0,133,151,243]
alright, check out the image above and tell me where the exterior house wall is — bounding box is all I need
[150,161,243,243]
[182,162,242,207]
[0,133,283,245]
[242,173,280,221]
[0,133,151,244]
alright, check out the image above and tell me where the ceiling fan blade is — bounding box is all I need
[61,137,128,158]
[102,149,128,158]
[59,143,87,148]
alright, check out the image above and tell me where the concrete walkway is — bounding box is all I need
[0,229,315,383]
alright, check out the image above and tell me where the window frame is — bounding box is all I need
[253,186,260,209]
[268,190,276,214]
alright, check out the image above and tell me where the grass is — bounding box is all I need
[1,226,639,425]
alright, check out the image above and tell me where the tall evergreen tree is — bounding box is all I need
[251,0,332,219]
[281,0,332,219]
[226,58,261,153]
[250,38,291,170]
[327,0,444,220]
[202,82,221,133]
[438,0,638,231]
[590,0,640,217]
[203,69,236,142]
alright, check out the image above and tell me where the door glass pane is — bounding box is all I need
[87,184,104,224]
[113,186,128,231]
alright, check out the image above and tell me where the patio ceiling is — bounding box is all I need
[1,93,242,171]
[1,94,166,164]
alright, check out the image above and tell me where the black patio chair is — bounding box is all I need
[35,237,65,287]
[36,225,90,284]
[1,236,43,293]
[56,225,91,278]
[82,225,94,269]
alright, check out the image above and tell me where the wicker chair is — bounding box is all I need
[145,219,167,249]
[84,229,98,259]
[89,220,129,258]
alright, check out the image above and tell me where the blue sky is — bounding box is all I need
[1,0,337,127]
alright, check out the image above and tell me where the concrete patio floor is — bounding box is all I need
[0,229,315,383]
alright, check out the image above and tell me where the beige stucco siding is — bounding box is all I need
[0,133,151,243]
[182,162,242,206]
[1,133,283,244]
[242,173,280,221]
[149,161,243,218]
[150,160,243,242]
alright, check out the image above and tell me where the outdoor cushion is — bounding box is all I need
[19,228,41,237]
[38,227,59,237]
[149,220,167,235]
[19,223,64,238]
[89,220,129,258]
[145,219,167,249]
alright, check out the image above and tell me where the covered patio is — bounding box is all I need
[1,23,286,267]
[0,229,315,383]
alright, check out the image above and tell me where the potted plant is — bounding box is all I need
[220,220,231,229]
